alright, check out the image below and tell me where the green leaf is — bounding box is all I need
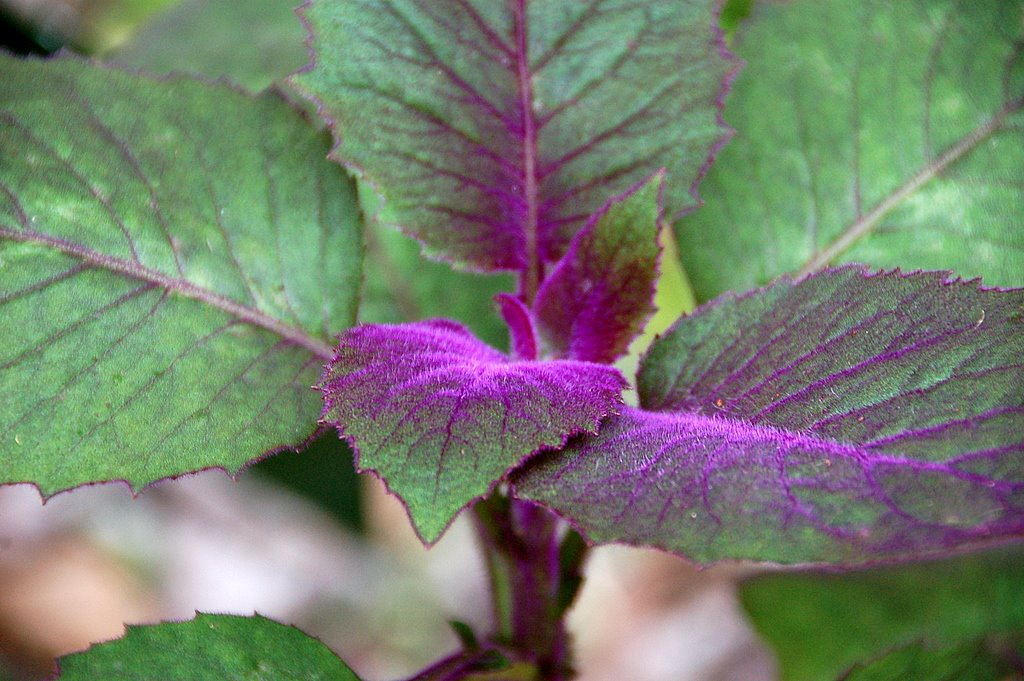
[719,0,754,37]
[55,613,363,680]
[676,0,1024,301]
[110,0,308,91]
[355,180,513,350]
[740,547,1024,681]
[0,54,361,495]
[837,642,1008,681]
[292,0,732,279]
[359,224,514,351]
[5,0,178,54]
[76,0,181,53]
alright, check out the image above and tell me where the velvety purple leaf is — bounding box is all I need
[533,172,662,363]
[515,266,1024,564]
[292,0,734,288]
[319,320,626,543]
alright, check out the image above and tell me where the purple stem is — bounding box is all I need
[400,647,511,681]
[472,494,582,680]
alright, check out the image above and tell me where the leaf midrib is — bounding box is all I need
[514,0,541,303]
[616,407,1009,486]
[799,95,1024,276]
[0,225,334,360]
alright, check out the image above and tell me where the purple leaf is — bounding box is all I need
[292,0,735,289]
[515,267,1024,564]
[533,172,663,363]
[319,320,626,543]
[496,292,538,360]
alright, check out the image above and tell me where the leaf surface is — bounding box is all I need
[357,190,514,350]
[675,0,1024,300]
[740,547,1024,681]
[319,320,626,543]
[292,0,732,281]
[837,642,1010,681]
[515,267,1024,564]
[111,0,308,91]
[533,172,662,363]
[55,613,362,680]
[0,55,361,495]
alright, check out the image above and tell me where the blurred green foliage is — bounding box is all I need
[838,640,1020,681]
[742,546,1024,681]
[720,0,755,36]
[110,0,307,90]
[251,431,365,533]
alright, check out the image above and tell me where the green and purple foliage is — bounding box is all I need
[0,0,1022,679]
[518,267,1024,564]
[319,318,626,542]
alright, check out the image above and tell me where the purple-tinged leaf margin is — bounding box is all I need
[0,54,360,499]
[515,266,1024,565]
[533,171,663,363]
[291,0,737,290]
[319,320,627,543]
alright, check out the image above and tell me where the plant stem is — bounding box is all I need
[472,493,587,680]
